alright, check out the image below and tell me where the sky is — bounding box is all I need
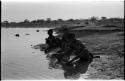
[1,0,124,22]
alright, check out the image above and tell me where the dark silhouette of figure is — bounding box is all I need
[46,50,91,79]
[44,29,93,79]
[56,27,93,65]
[45,29,61,53]
[64,33,93,63]
[31,27,99,79]
[54,28,76,62]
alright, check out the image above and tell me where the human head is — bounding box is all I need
[48,29,53,35]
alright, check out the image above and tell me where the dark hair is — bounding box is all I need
[48,29,53,34]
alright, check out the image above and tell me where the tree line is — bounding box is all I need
[1,16,124,28]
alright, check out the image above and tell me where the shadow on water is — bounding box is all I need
[45,52,91,79]
[32,42,92,79]
[63,60,91,79]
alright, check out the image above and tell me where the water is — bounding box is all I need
[1,28,64,80]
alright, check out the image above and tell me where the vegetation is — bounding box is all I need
[1,16,124,28]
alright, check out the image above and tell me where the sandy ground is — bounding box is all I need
[73,27,124,80]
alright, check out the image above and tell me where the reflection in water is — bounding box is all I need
[63,61,91,79]
[32,43,92,79]
[43,48,91,79]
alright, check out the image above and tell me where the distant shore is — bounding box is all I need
[2,17,124,28]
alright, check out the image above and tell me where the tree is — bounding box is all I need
[101,17,107,20]
[24,19,30,23]
[31,20,37,23]
[46,18,51,23]
[68,19,74,22]
[36,19,45,23]
[57,19,63,22]
[3,21,9,24]
[90,16,98,24]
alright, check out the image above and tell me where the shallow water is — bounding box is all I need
[1,28,64,80]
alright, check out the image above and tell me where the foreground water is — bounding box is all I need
[1,28,64,80]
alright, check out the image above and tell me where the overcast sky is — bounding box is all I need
[2,1,124,22]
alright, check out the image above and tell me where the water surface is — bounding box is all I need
[1,28,64,80]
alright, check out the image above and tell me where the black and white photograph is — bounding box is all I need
[1,0,124,80]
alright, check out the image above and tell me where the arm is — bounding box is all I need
[68,55,80,64]
[68,40,86,63]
